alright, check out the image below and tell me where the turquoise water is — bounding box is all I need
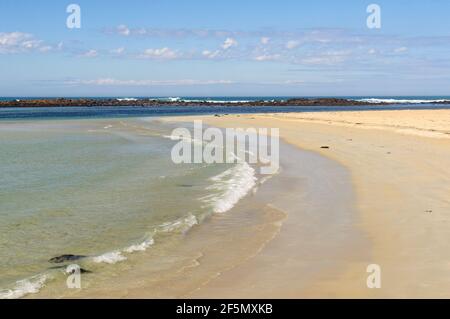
[0,117,253,298]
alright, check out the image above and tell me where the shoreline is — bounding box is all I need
[4,109,450,298]
[23,118,357,299]
[195,109,450,297]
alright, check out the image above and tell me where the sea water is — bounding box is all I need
[0,117,258,298]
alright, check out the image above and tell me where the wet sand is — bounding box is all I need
[30,127,359,299]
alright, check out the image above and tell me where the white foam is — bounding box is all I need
[202,162,257,213]
[180,99,252,104]
[92,251,127,264]
[124,238,155,253]
[158,213,198,233]
[0,274,49,299]
[356,98,450,104]
[152,97,257,103]
[116,98,138,101]
[151,97,181,102]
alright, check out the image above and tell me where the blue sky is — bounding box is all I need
[1,0,450,96]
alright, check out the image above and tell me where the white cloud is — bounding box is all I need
[393,47,408,53]
[0,32,44,54]
[260,37,270,45]
[39,46,53,53]
[286,40,300,49]
[299,51,350,65]
[116,24,130,36]
[68,78,234,86]
[110,47,125,55]
[202,50,221,59]
[140,47,178,59]
[254,54,280,61]
[222,37,238,50]
[80,49,98,58]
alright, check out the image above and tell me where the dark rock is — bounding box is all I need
[72,268,92,274]
[320,146,330,149]
[49,254,87,263]
[49,265,92,274]
[0,97,400,108]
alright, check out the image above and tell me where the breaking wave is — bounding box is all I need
[201,162,257,214]
[0,274,50,299]
[356,98,450,104]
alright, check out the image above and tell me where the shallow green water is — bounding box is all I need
[0,118,246,298]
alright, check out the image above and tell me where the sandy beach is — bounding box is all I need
[160,109,450,298]
[15,109,450,299]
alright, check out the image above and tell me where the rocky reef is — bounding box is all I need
[0,97,399,108]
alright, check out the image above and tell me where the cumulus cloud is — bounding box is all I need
[139,47,178,59]
[260,37,270,45]
[110,47,125,55]
[0,32,45,53]
[202,50,221,59]
[116,24,130,36]
[79,49,98,58]
[222,37,238,50]
[393,47,408,53]
[254,54,280,61]
[286,40,300,49]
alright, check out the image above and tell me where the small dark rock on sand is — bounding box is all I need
[320,146,330,149]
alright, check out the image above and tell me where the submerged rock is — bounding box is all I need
[177,184,194,188]
[49,265,92,274]
[49,254,87,264]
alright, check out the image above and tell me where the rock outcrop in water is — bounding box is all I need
[0,97,402,108]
